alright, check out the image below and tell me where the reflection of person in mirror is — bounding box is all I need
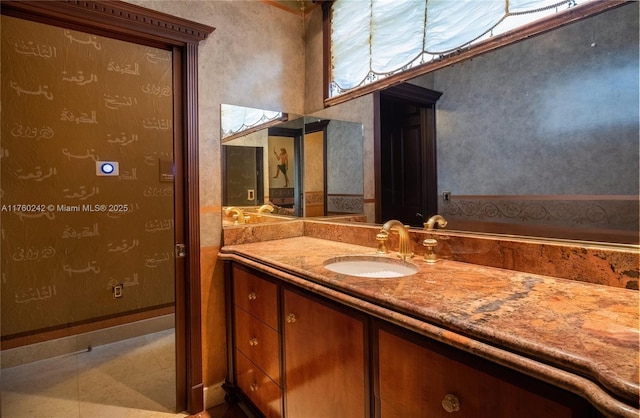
[273,147,289,187]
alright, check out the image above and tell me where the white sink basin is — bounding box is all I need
[323,255,418,278]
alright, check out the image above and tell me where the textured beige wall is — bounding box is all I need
[126,0,306,393]
[126,0,375,396]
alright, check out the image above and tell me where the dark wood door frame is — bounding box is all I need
[1,2,214,414]
[374,84,442,224]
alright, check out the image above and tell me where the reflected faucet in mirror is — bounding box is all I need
[424,215,447,231]
[257,204,274,214]
[225,206,246,225]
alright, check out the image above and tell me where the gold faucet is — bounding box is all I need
[225,206,245,225]
[257,204,274,214]
[424,214,447,230]
[423,215,447,263]
[378,220,413,260]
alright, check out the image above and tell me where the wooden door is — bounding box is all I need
[283,289,367,418]
[381,100,428,226]
[376,84,441,227]
[1,3,214,414]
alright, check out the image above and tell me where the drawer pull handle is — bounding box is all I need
[442,393,460,413]
[286,313,297,323]
[248,292,257,300]
[250,382,258,392]
[249,337,259,346]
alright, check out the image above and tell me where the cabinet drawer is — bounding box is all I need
[235,307,281,384]
[233,266,278,329]
[236,349,283,418]
[378,329,578,418]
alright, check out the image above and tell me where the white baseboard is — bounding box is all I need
[204,380,227,410]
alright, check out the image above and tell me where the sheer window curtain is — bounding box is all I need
[221,104,284,140]
[330,0,585,97]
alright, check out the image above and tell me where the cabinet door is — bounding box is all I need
[378,329,582,418]
[283,289,367,418]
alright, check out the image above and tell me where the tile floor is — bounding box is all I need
[1,329,187,418]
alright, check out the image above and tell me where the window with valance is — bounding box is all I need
[329,0,599,99]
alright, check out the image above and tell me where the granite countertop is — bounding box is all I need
[219,236,639,417]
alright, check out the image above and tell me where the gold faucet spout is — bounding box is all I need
[257,204,274,214]
[224,206,245,224]
[424,215,447,231]
[380,219,413,260]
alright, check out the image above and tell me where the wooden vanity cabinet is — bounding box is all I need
[375,323,597,418]
[226,263,369,418]
[225,262,598,418]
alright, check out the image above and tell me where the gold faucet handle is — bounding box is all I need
[376,231,389,254]
[422,238,439,264]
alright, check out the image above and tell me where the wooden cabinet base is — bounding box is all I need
[376,324,597,418]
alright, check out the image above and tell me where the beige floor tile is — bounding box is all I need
[1,329,182,418]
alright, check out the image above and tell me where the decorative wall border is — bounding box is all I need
[328,194,364,214]
[441,195,639,243]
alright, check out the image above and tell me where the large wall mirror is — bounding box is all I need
[427,2,638,245]
[375,3,638,245]
[221,104,364,225]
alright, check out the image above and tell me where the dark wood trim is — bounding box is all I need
[324,0,628,107]
[223,261,236,389]
[0,0,212,46]
[421,105,438,218]
[373,92,382,224]
[321,2,332,104]
[172,45,189,412]
[184,40,205,414]
[0,2,214,415]
[379,83,443,105]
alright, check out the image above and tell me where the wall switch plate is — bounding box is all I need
[443,191,451,202]
[113,284,123,299]
[247,189,255,200]
[96,161,119,176]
